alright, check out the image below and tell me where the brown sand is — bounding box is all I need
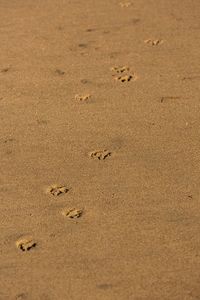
[0,0,200,299]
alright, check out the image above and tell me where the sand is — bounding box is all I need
[0,0,200,299]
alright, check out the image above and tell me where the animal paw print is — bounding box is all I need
[89,150,111,160]
[115,75,133,82]
[110,66,130,74]
[61,208,83,219]
[75,94,91,101]
[16,236,36,252]
[55,69,65,75]
[119,2,132,7]
[144,39,163,46]
[46,184,69,196]
[16,293,28,300]
[111,66,137,83]
[1,67,10,73]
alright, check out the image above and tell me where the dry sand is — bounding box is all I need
[0,0,200,299]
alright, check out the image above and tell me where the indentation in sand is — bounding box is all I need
[182,75,200,81]
[89,150,111,160]
[160,96,181,103]
[55,69,65,75]
[15,293,28,299]
[110,66,130,74]
[80,79,90,84]
[78,43,88,48]
[111,65,137,82]
[86,28,95,32]
[144,39,164,46]
[96,283,113,290]
[46,184,69,196]
[114,74,134,82]
[16,236,36,252]
[75,94,91,101]
[119,2,132,7]
[61,208,83,219]
[1,67,10,73]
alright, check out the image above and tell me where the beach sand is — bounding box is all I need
[0,0,200,299]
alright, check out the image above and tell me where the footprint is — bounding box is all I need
[46,184,69,196]
[55,69,65,75]
[97,283,113,290]
[75,94,91,101]
[86,28,96,32]
[78,43,88,48]
[89,150,111,160]
[80,79,90,84]
[57,25,64,31]
[37,119,48,125]
[131,18,140,25]
[111,65,137,82]
[110,66,130,74]
[1,67,10,73]
[16,236,36,252]
[3,137,14,143]
[114,74,134,82]
[16,293,28,300]
[144,39,163,46]
[182,75,200,81]
[160,96,181,103]
[119,2,132,7]
[61,208,83,219]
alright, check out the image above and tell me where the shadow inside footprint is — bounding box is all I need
[111,66,137,82]
[115,75,133,82]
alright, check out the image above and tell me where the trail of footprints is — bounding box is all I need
[14,10,167,253]
[16,149,110,252]
[15,150,112,252]
[16,185,83,252]
[74,65,138,105]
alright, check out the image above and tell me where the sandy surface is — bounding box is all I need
[0,0,200,299]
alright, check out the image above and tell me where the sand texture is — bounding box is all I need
[0,0,200,299]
